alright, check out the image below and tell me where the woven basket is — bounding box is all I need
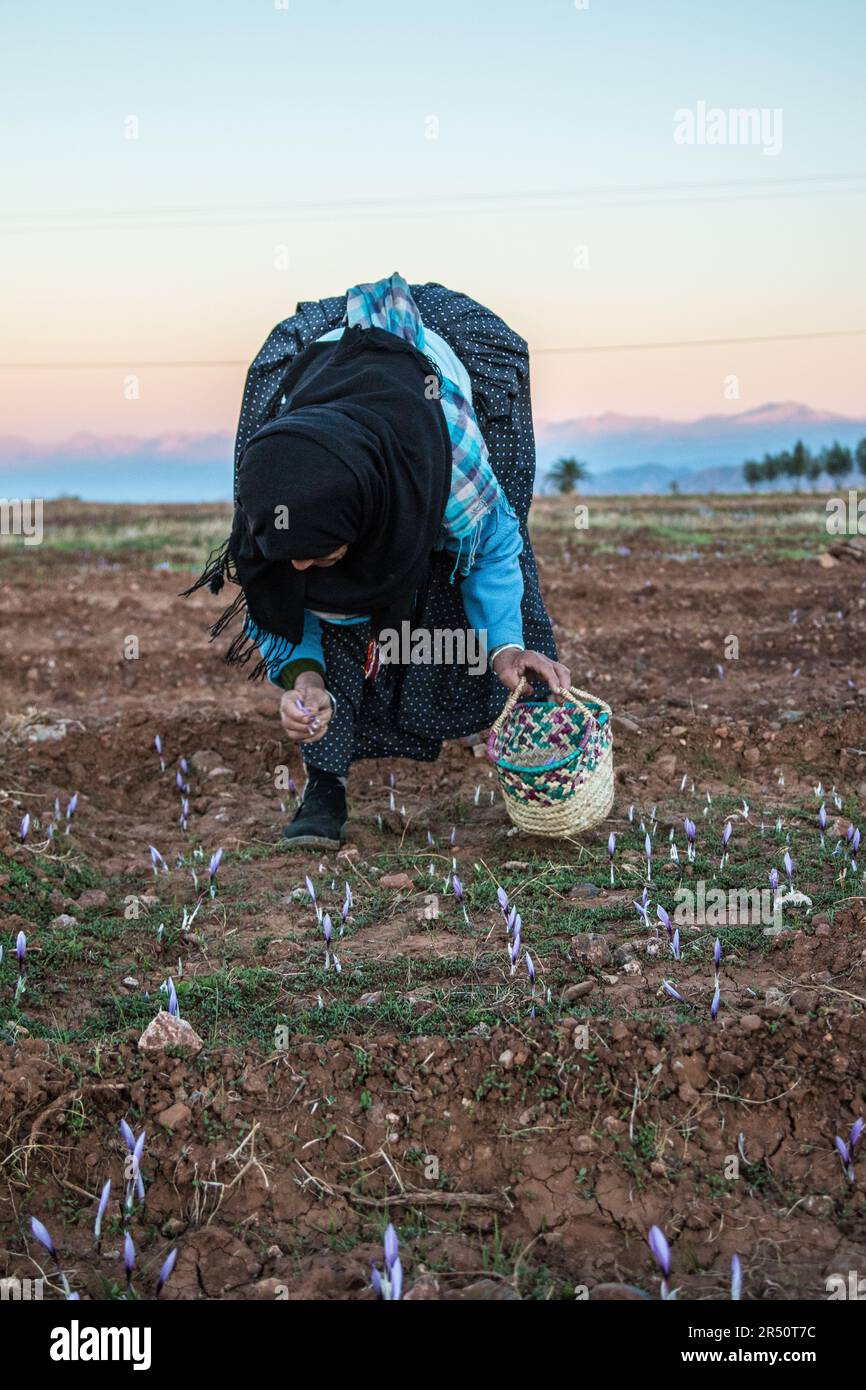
[487,681,614,837]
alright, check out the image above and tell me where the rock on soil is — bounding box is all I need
[138,1011,204,1057]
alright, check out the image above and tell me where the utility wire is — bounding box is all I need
[2,172,865,230]
[1,326,863,370]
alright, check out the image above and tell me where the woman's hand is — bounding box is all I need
[492,647,571,699]
[279,671,334,743]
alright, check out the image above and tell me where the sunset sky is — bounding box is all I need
[1,0,864,445]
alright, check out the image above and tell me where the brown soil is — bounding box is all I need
[0,496,864,1301]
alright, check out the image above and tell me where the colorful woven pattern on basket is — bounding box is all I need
[491,698,611,806]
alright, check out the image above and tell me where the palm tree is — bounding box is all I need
[549,456,590,495]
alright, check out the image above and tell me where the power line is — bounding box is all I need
[1,326,863,371]
[2,172,865,231]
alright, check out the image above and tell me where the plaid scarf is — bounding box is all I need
[345,272,502,575]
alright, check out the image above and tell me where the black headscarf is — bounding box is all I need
[185,325,452,678]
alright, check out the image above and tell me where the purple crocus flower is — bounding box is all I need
[850,1117,864,1151]
[30,1216,55,1257]
[608,831,617,884]
[670,929,681,961]
[645,832,652,879]
[648,1224,672,1298]
[714,938,722,970]
[19,813,30,842]
[149,845,166,875]
[525,951,536,984]
[451,874,464,903]
[662,980,685,1003]
[657,905,672,938]
[119,1119,136,1152]
[208,848,223,882]
[66,792,78,821]
[769,867,779,893]
[711,983,721,1020]
[723,821,732,847]
[835,1135,854,1182]
[94,1179,112,1244]
[372,1223,403,1300]
[157,1248,178,1295]
[634,888,651,929]
[497,886,509,915]
[731,1253,742,1301]
[166,977,179,1017]
[783,851,794,887]
[649,1224,670,1277]
[323,913,332,946]
[16,930,26,966]
[124,1231,136,1278]
[305,875,317,906]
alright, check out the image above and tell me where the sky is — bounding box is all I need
[1,0,864,446]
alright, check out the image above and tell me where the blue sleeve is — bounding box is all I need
[248,609,326,686]
[446,502,525,653]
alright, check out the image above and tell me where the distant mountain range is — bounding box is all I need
[1,403,865,500]
[536,402,866,494]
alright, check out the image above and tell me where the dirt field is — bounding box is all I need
[1,493,865,1301]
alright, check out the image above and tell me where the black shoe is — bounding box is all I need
[282,770,347,848]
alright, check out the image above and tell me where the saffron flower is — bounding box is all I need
[783,851,794,888]
[720,820,732,868]
[30,1217,55,1258]
[818,804,827,847]
[657,905,672,939]
[30,1217,75,1298]
[711,982,721,1021]
[633,888,651,930]
[731,1253,742,1301]
[149,845,166,876]
[608,831,617,885]
[94,1179,111,1245]
[648,1225,672,1300]
[451,874,470,926]
[16,930,26,966]
[124,1231,136,1279]
[645,832,652,880]
[670,929,681,962]
[371,1223,403,1300]
[526,951,536,984]
[208,847,223,885]
[497,885,509,916]
[157,1248,178,1296]
[662,980,685,1003]
[19,813,30,842]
